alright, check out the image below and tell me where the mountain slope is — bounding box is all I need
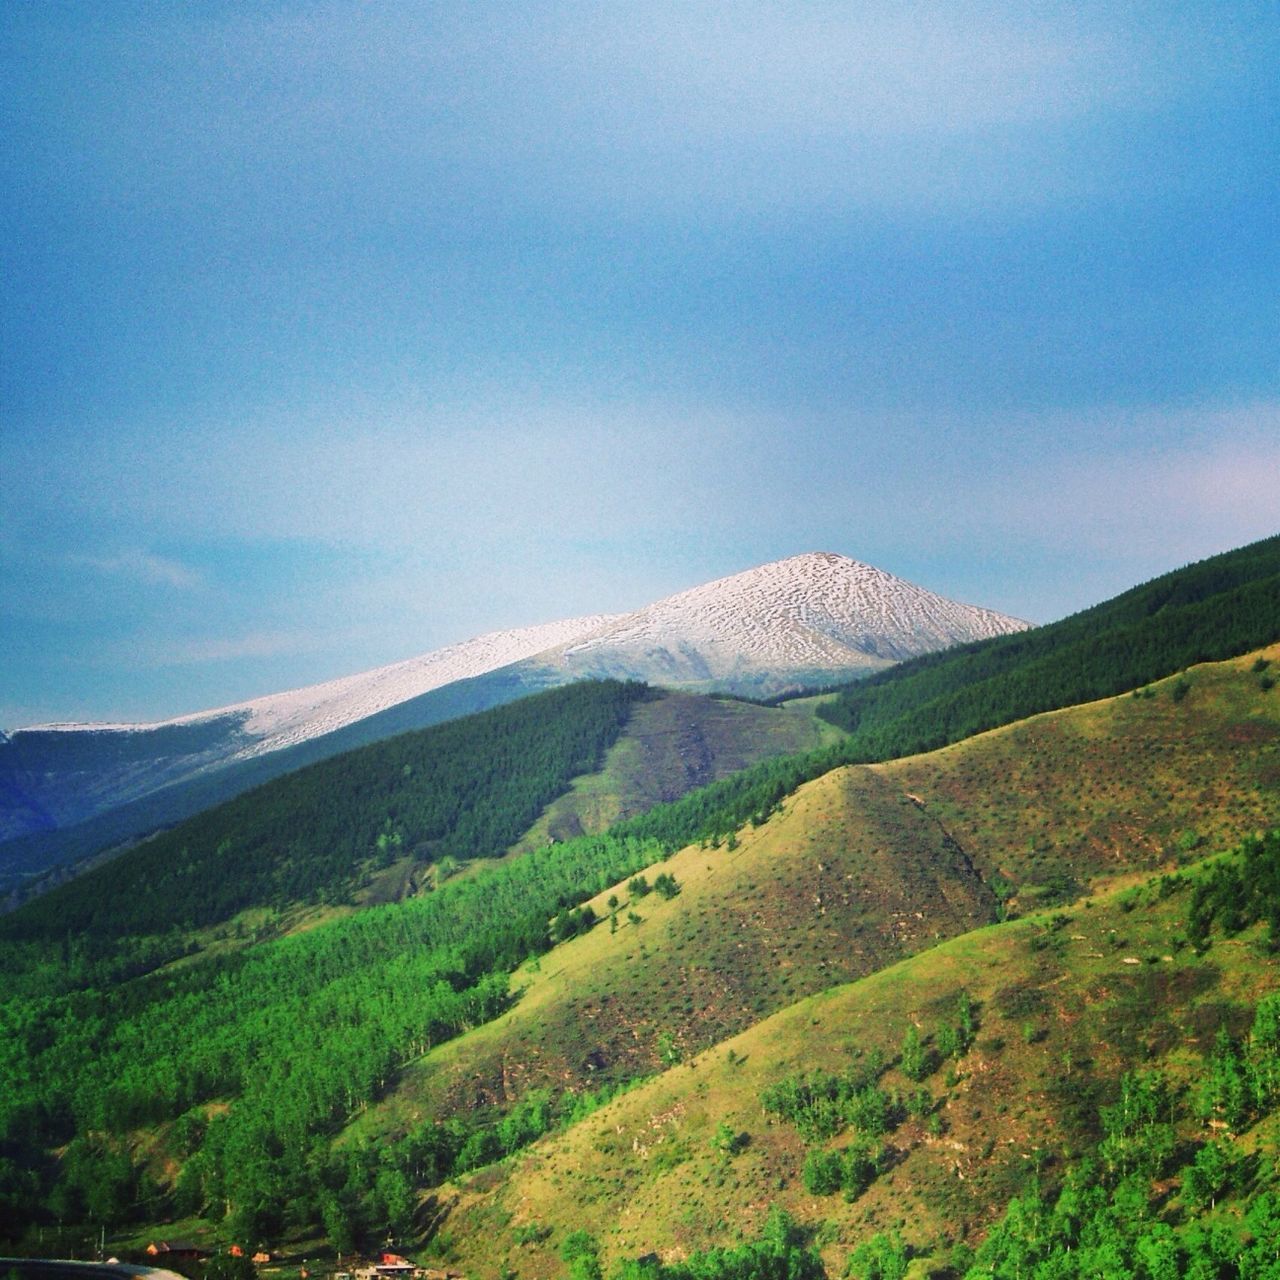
[817,531,1280,752]
[436,848,1280,1279]
[344,644,1280,1151]
[579,532,1280,860]
[0,680,651,959]
[1,629,1277,1254]
[0,552,1025,879]
[0,614,616,844]
[507,690,845,852]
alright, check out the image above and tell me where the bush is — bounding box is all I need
[653,873,681,900]
[846,1232,908,1280]
[803,1149,844,1195]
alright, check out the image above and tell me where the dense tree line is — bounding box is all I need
[817,532,1280,748]
[602,1209,824,1280]
[0,808,678,1240]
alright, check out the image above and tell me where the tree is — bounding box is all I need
[1198,1030,1250,1133]
[206,1254,257,1280]
[956,989,976,1051]
[1182,1141,1234,1212]
[847,1232,908,1280]
[899,1025,928,1082]
[802,1149,843,1195]
[561,1229,602,1280]
[653,873,681,900]
[657,1032,682,1067]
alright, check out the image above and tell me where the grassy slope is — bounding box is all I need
[510,692,842,853]
[878,642,1280,903]
[354,763,995,1137]
[346,646,1280,1149]
[55,652,1280,1257]
[435,865,1280,1279]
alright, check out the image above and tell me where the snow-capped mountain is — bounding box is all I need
[526,552,1026,689]
[0,614,617,845]
[0,553,1027,861]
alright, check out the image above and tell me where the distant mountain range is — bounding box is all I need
[0,552,1027,879]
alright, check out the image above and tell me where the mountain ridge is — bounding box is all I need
[0,552,1027,856]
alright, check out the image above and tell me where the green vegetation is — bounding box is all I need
[612,1209,823,1280]
[1186,829,1280,951]
[760,1059,894,1143]
[4,539,1280,1269]
[817,532,1280,749]
[0,812,675,1241]
[426,810,1280,1278]
[0,679,652,969]
[965,1014,1280,1280]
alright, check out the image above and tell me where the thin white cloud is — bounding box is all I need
[55,2,1250,222]
[70,548,202,589]
[973,402,1280,561]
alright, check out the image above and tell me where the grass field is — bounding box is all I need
[509,691,844,852]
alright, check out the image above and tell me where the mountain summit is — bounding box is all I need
[536,552,1027,690]
[0,552,1026,858]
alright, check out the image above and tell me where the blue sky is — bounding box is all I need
[3,2,1278,727]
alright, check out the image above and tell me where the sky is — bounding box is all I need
[2,2,1278,728]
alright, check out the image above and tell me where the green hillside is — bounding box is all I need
[0,680,651,968]
[3,537,1280,1272]
[436,832,1280,1280]
[4,644,1274,1261]
[816,530,1280,752]
[582,533,1280,864]
[328,645,1280,1233]
[0,684,841,1250]
[0,663,554,900]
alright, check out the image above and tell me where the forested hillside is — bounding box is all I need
[0,662,554,901]
[3,539,1280,1270]
[817,531,1280,748]
[0,681,837,1248]
[436,827,1280,1280]
[333,646,1280,1250]
[4,644,1277,1260]
[0,680,650,969]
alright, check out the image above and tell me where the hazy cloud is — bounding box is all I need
[68,548,202,589]
[157,628,355,668]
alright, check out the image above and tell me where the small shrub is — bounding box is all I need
[653,872,681,900]
[803,1149,844,1196]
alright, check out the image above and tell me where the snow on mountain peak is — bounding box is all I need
[21,553,1027,742]
[3,551,1031,849]
[21,614,620,749]
[557,551,1028,679]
